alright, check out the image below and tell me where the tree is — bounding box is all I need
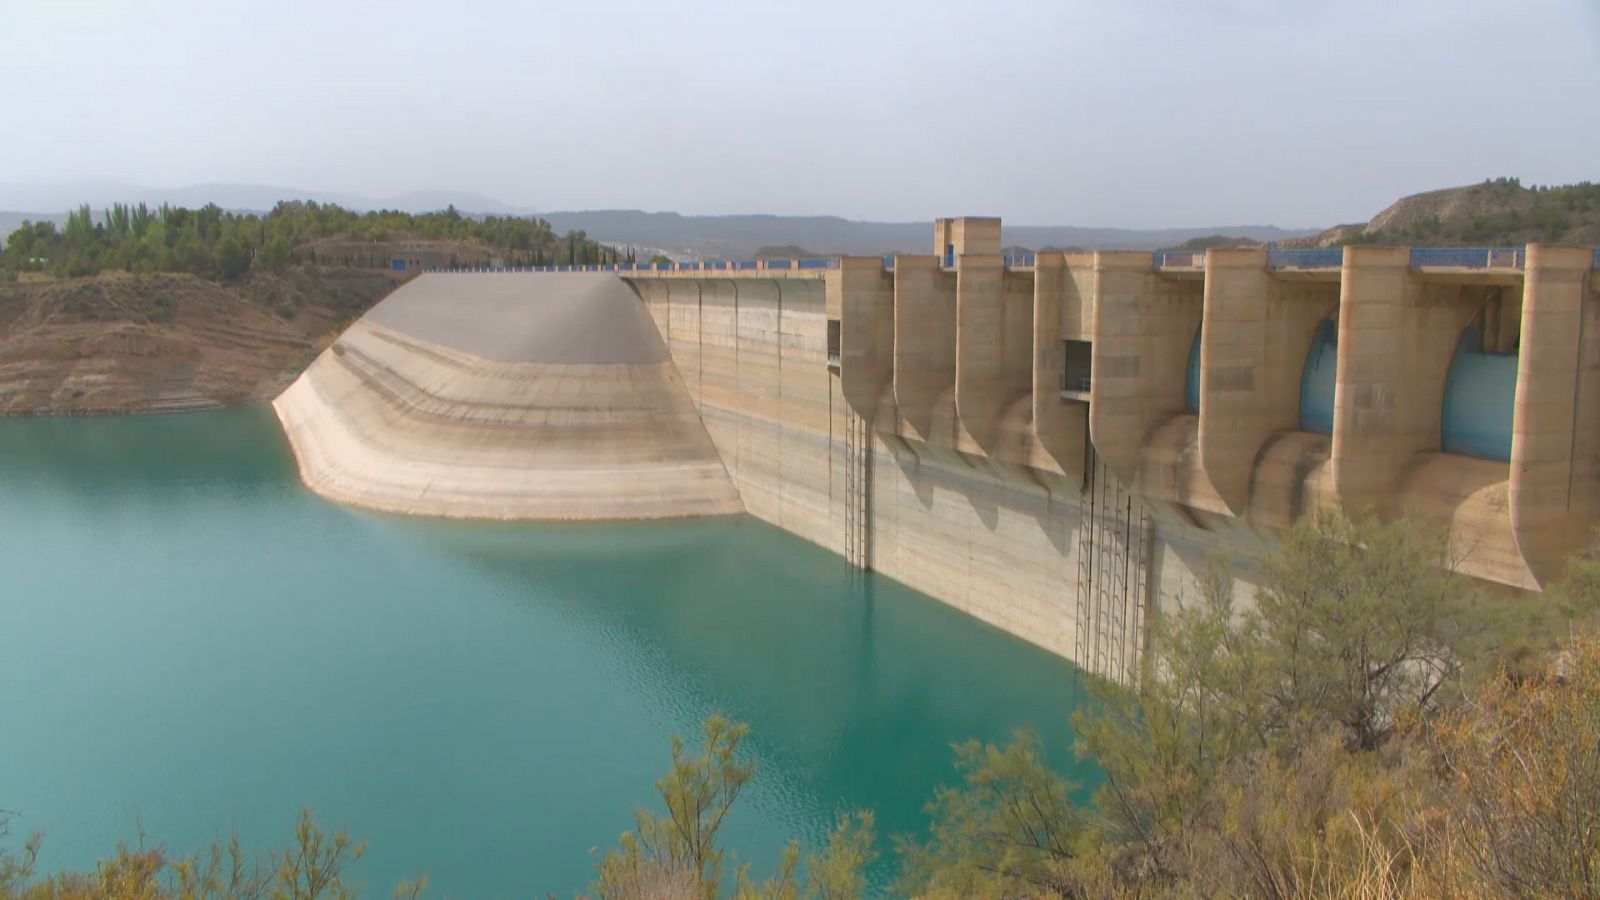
[3,199,612,282]
[215,236,252,280]
[175,231,214,276]
[894,512,1504,896]
[0,810,40,897]
[256,234,292,272]
[594,714,875,900]
[0,809,405,900]
[595,714,755,898]
[895,732,1088,898]
[1429,635,1600,897]
[1251,513,1466,751]
[1071,560,1264,882]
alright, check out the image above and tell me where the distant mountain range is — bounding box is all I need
[0,181,1322,256]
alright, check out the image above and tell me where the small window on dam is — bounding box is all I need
[827,319,841,367]
[1061,339,1092,396]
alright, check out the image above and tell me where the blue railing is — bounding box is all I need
[1268,248,1344,269]
[1410,247,1522,269]
[1152,250,1205,268]
[422,245,1582,277]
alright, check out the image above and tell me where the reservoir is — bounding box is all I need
[0,406,1094,896]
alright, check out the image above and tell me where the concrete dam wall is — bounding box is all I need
[273,225,1600,681]
[628,266,1211,678]
[273,273,742,520]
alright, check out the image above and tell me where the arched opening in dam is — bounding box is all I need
[1299,318,1338,434]
[1185,325,1201,413]
[0,407,1097,897]
[1441,323,1518,460]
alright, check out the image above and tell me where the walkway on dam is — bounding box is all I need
[421,245,1599,275]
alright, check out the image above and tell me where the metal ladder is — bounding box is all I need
[1075,446,1152,683]
[843,408,872,570]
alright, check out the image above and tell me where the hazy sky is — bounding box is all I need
[2,0,1597,227]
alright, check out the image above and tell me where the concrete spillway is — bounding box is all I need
[272,273,743,520]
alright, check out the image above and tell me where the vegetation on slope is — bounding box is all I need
[0,267,407,414]
[0,201,622,281]
[5,512,1599,898]
[0,199,641,415]
[1164,234,1263,251]
[1303,178,1600,248]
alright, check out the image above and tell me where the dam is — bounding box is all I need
[275,219,1600,680]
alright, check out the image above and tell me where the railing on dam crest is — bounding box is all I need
[1267,248,1345,269]
[1409,247,1523,269]
[422,245,1596,276]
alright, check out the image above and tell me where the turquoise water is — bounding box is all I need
[0,407,1095,896]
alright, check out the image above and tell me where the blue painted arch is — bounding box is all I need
[1185,326,1201,413]
[1299,319,1338,434]
[1442,326,1517,461]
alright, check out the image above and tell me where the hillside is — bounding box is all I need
[0,268,404,415]
[1287,178,1600,247]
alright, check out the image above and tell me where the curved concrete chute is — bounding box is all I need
[273,272,743,521]
[1330,247,1483,516]
[1089,251,1204,483]
[953,260,1035,462]
[1135,414,1228,516]
[1245,432,1336,530]
[1196,249,1341,517]
[835,259,894,420]
[1398,452,1534,589]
